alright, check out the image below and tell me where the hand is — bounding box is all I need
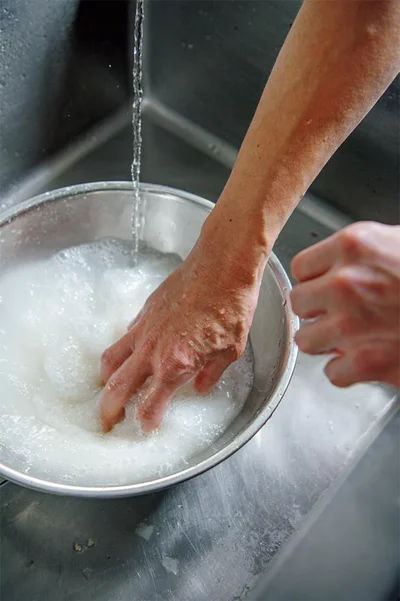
[99,218,267,432]
[290,222,400,388]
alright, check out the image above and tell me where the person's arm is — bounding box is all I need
[100,0,400,432]
[203,0,400,269]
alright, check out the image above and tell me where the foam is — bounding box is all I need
[0,240,253,486]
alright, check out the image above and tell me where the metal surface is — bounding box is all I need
[1,0,398,223]
[0,0,132,194]
[0,182,298,497]
[0,112,397,600]
[0,0,78,191]
[251,406,399,601]
[1,1,399,594]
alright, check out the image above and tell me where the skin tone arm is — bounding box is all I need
[99,0,400,432]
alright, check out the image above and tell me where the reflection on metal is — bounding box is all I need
[0,105,132,209]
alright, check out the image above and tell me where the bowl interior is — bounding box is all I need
[0,183,297,495]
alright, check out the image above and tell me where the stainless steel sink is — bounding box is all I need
[1,1,398,600]
[1,100,397,601]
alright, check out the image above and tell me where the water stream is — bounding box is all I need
[131,0,145,260]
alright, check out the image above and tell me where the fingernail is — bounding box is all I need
[101,407,125,433]
[98,389,126,432]
[101,413,112,433]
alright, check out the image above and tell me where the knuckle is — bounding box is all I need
[158,349,193,383]
[333,269,354,296]
[140,335,156,356]
[101,348,116,369]
[169,356,189,375]
[105,375,128,396]
[339,223,368,257]
[335,315,355,337]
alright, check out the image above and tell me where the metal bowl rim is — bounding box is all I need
[0,181,299,497]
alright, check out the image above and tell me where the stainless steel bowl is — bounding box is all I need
[0,182,298,497]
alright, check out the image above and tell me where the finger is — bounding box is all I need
[100,354,151,432]
[295,317,338,355]
[290,276,329,319]
[127,311,142,331]
[324,355,357,387]
[136,379,177,432]
[100,332,134,383]
[291,235,338,282]
[327,343,399,388]
[194,351,235,393]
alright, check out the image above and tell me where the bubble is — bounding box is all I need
[0,240,253,486]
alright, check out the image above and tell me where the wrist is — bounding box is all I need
[196,198,273,288]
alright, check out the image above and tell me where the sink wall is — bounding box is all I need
[143,0,399,224]
[0,0,130,194]
[0,4,398,599]
[0,0,398,219]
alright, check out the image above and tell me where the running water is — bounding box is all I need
[131,0,145,259]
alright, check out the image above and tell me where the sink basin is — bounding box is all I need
[0,2,398,598]
[0,122,396,601]
[0,181,298,497]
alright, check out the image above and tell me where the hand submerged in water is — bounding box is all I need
[99,208,269,432]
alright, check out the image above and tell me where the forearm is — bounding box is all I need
[202,0,400,277]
